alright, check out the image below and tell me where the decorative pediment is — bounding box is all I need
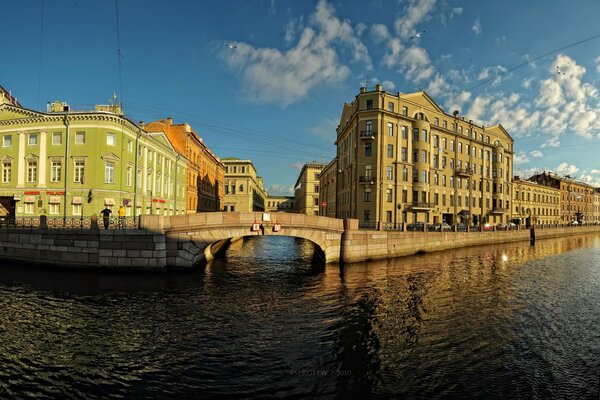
[0,155,13,162]
[24,153,39,159]
[100,152,120,162]
[401,91,445,114]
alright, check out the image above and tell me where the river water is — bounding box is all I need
[1,234,600,399]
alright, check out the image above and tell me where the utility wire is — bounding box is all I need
[115,0,123,101]
[36,0,45,110]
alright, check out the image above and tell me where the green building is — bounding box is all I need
[0,94,187,222]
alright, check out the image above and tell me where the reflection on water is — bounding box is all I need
[1,235,600,398]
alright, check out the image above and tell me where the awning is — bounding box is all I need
[49,196,61,204]
[104,198,115,206]
[72,196,83,205]
[24,196,35,203]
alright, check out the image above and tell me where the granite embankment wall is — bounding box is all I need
[0,229,167,270]
[341,221,600,263]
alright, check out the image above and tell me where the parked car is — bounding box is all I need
[482,223,494,231]
[507,222,517,230]
[570,220,579,225]
[455,223,467,232]
[429,222,451,232]
[496,223,508,231]
[407,222,426,231]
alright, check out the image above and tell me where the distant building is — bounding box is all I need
[144,118,224,213]
[319,158,337,218]
[529,171,595,224]
[294,162,326,215]
[512,176,560,225]
[222,158,268,212]
[265,195,294,212]
[0,85,21,107]
[0,98,187,220]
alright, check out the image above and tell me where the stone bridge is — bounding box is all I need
[140,212,345,268]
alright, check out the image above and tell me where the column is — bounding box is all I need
[17,132,25,188]
[38,131,47,187]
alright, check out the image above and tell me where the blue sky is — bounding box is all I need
[2,0,600,193]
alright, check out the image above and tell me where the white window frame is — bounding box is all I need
[50,160,62,182]
[107,132,116,146]
[75,131,85,144]
[28,133,38,145]
[27,160,37,182]
[52,132,62,145]
[49,203,60,215]
[3,135,12,147]
[105,161,115,184]
[74,160,85,183]
[2,162,11,183]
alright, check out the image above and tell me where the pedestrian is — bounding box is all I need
[118,205,126,229]
[100,207,112,229]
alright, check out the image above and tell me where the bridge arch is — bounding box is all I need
[140,212,344,269]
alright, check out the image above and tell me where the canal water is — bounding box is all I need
[1,234,600,399]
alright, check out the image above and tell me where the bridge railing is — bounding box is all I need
[0,216,139,229]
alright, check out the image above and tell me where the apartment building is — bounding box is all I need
[0,98,187,220]
[335,84,514,227]
[512,176,560,225]
[294,162,326,215]
[319,158,337,218]
[144,118,224,213]
[265,196,295,212]
[529,172,595,224]
[222,158,268,212]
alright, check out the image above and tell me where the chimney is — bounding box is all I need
[167,117,173,125]
[359,87,367,93]
[375,84,383,92]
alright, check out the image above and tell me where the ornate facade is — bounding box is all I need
[144,118,224,213]
[334,85,514,227]
[222,158,268,212]
[512,176,560,225]
[0,99,187,220]
[294,162,326,215]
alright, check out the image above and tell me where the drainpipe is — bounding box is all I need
[62,113,70,224]
[133,126,141,222]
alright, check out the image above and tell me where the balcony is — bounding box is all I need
[359,130,376,139]
[491,207,508,214]
[455,167,474,177]
[359,175,375,184]
[405,201,435,211]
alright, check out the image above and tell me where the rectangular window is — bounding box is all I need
[27,160,37,182]
[402,190,408,202]
[73,204,82,216]
[75,131,85,144]
[128,140,133,152]
[50,160,62,182]
[386,166,393,180]
[28,133,38,145]
[421,170,427,183]
[413,150,418,163]
[442,175,446,186]
[441,156,446,168]
[442,120,447,129]
[49,203,60,215]
[433,135,439,148]
[421,150,427,163]
[386,188,393,202]
[364,210,371,221]
[434,117,439,126]
[105,162,115,183]
[137,169,142,188]
[126,166,133,186]
[402,126,408,139]
[74,161,85,183]
[387,144,394,158]
[388,102,394,112]
[413,128,419,142]
[25,203,35,214]
[402,106,408,116]
[388,122,394,136]
[52,133,62,145]
[442,137,447,150]
[365,142,372,157]
[2,135,11,147]
[366,99,373,110]
[421,129,427,142]
[401,147,407,162]
[402,167,408,181]
[2,162,11,183]
[364,188,371,202]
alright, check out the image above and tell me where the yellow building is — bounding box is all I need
[265,196,295,212]
[594,189,600,224]
[319,158,338,218]
[512,176,560,225]
[529,172,595,224]
[294,162,326,215]
[335,85,514,227]
[222,158,268,212]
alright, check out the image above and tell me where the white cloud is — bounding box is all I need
[220,0,370,106]
[556,162,579,175]
[521,77,534,89]
[371,23,390,42]
[398,46,434,81]
[394,0,437,40]
[446,91,471,114]
[452,7,463,15]
[291,162,304,170]
[466,95,491,122]
[596,55,600,73]
[284,17,304,45]
[425,74,449,97]
[472,19,482,35]
[269,184,294,196]
[514,152,530,165]
[591,169,600,174]
[381,80,396,91]
[578,174,600,187]
[530,150,544,158]
[309,117,338,140]
[541,137,560,148]
[355,22,367,36]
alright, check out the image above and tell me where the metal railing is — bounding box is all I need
[405,201,435,209]
[455,167,474,176]
[3,216,139,229]
[359,175,375,183]
[359,130,376,138]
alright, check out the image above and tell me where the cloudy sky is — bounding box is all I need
[3,0,600,193]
